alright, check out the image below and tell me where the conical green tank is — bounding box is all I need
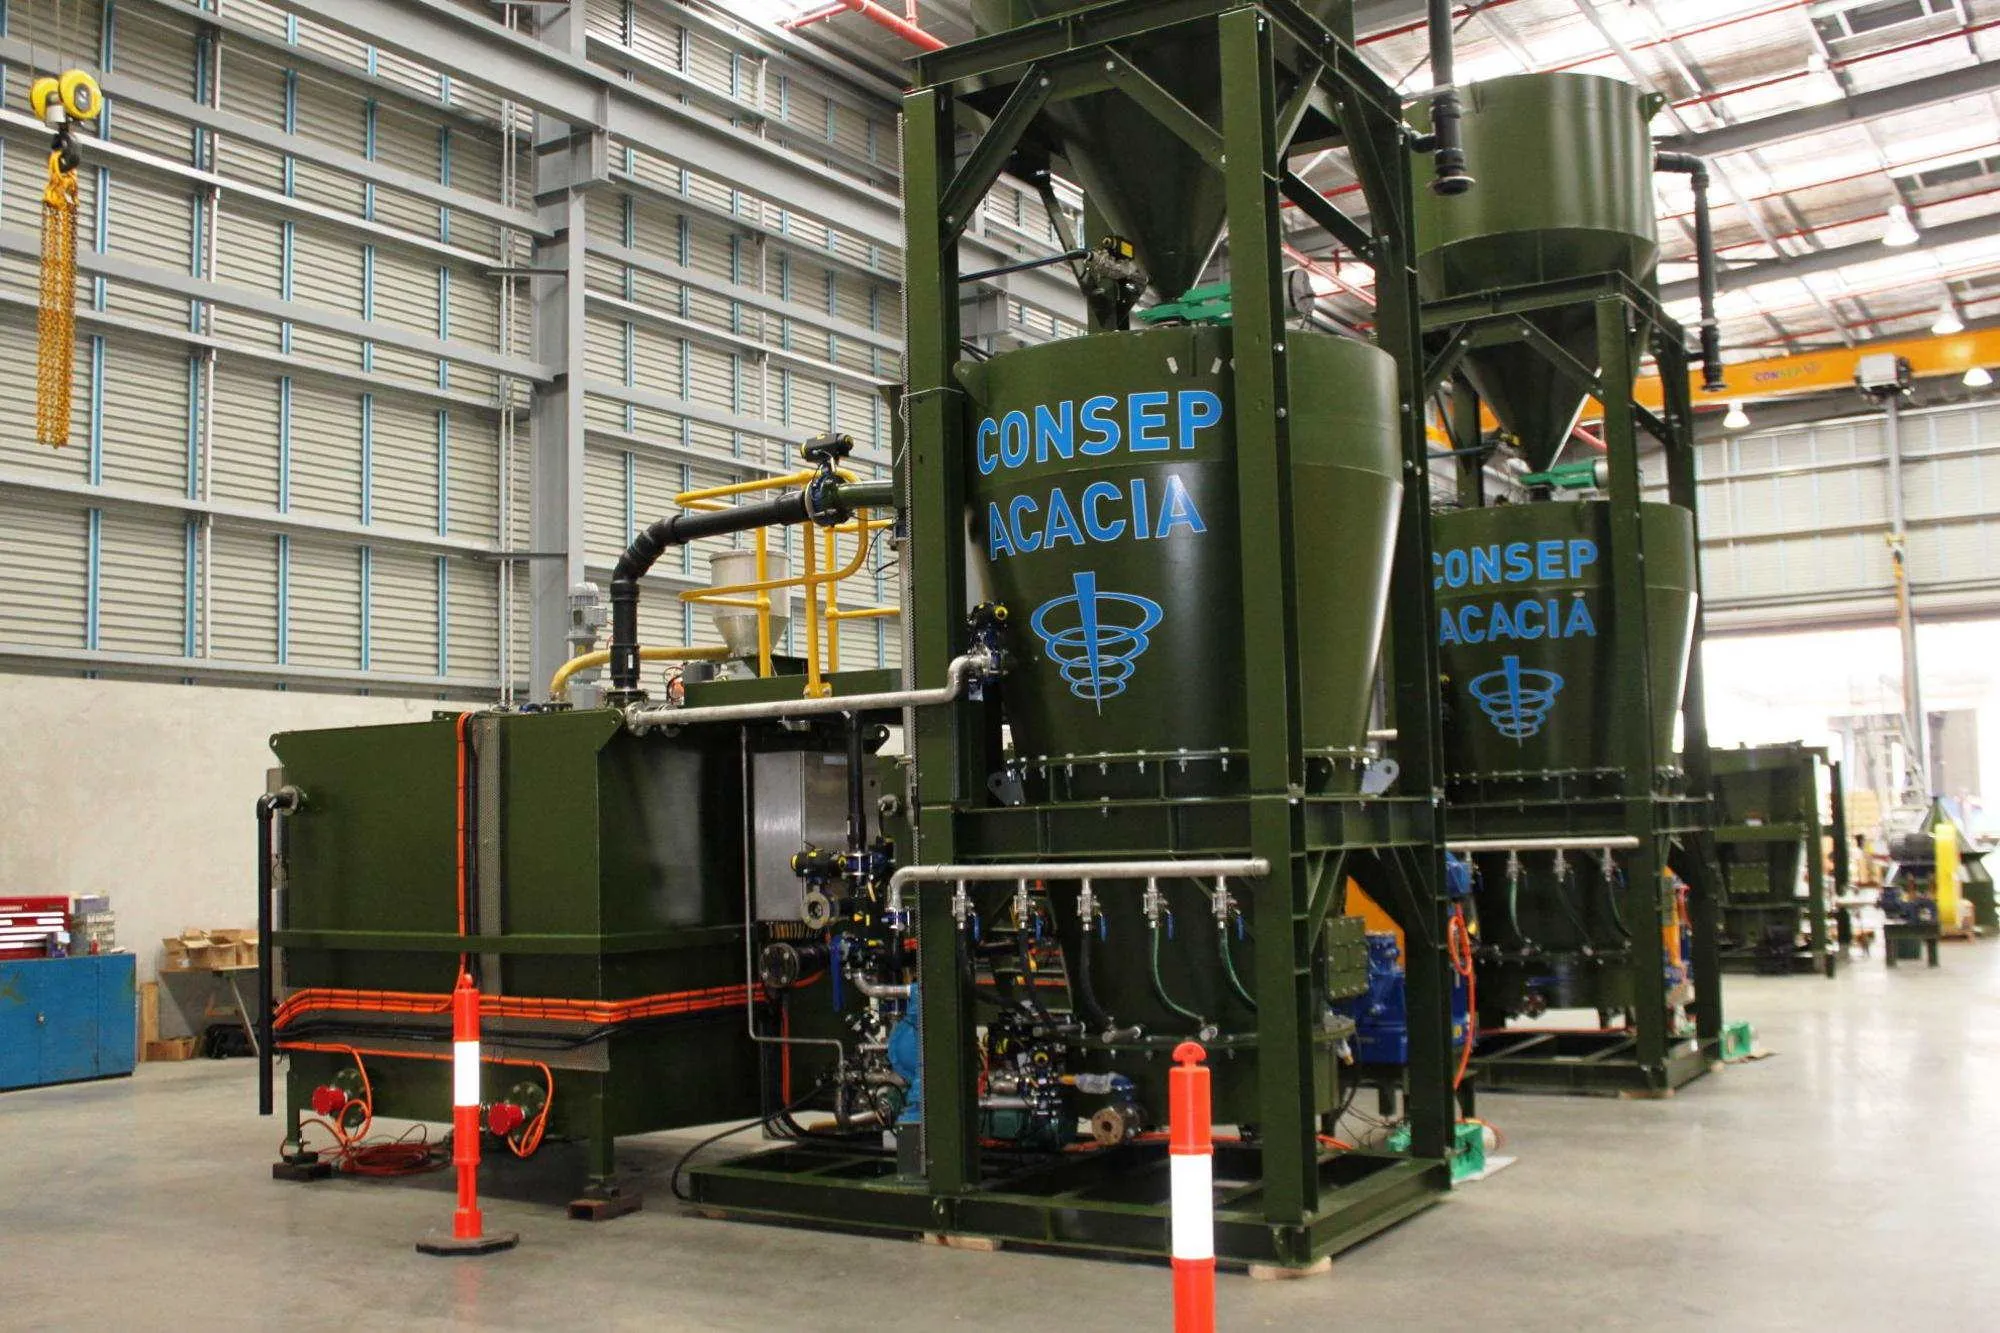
[970,0,1345,300]
[1412,73,1661,470]
[959,326,1400,789]
[1432,500,1696,779]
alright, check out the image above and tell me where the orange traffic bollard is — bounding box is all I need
[1169,1040,1214,1333]
[416,971,519,1256]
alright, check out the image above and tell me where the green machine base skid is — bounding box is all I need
[690,1142,1444,1270]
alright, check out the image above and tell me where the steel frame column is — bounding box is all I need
[901,83,980,1200]
[1596,296,1671,1082]
[1802,751,1829,974]
[1346,38,1453,1158]
[528,6,593,698]
[1219,7,1316,1228]
[1659,328,1723,1048]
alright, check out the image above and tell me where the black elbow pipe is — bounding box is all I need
[1426,0,1474,196]
[606,491,813,702]
[1656,151,1725,394]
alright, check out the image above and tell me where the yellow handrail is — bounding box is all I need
[548,645,732,701]
[667,467,896,691]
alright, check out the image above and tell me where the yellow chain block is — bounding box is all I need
[37,149,79,449]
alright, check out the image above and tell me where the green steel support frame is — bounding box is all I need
[685,0,1458,1268]
[1423,275,1725,1097]
[1711,744,1845,977]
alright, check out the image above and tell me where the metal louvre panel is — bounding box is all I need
[286,536,361,669]
[371,245,448,389]
[584,440,633,565]
[209,527,279,662]
[0,501,88,646]
[368,545,438,674]
[683,26,735,100]
[630,322,683,438]
[287,380,363,521]
[583,311,629,434]
[209,365,281,510]
[211,204,287,351]
[370,101,442,239]
[446,409,500,543]
[95,509,187,655]
[446,557,498,678]
[0,321,89,483]
[98,337,191,497]
[367,394,442,535]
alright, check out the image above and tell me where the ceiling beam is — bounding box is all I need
[1657,60,2000,159]
[261,0,1084,322]
[1660,213,2000,303]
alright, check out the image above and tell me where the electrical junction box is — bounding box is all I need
[1854,353,1910,395]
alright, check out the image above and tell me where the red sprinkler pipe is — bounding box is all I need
[816,0,946,51]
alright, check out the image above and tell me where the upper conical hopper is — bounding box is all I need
[971,0,1344,301]
[1411,73,1661,469]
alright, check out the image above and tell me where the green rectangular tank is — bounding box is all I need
[269,709,764,1195]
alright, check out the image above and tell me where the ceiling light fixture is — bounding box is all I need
[1882,204,1919,248]
[1723,401,1750,430]
[1931,305,1965,336]
[1965,366,1993,389]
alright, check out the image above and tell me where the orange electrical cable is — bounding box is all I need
[280,1039,555,1160]
[1448,907,1477,1091]
[273,981,754,1031]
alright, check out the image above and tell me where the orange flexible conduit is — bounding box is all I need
[274,982,755,1031]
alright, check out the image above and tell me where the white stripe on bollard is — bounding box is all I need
[1170,1152,1215,1260]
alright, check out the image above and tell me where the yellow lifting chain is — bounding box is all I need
[29,68,101,449]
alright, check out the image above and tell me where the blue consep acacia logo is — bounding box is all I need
[1029,571,1163,709]
[1468,655,1565,740]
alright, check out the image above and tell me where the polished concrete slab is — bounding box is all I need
[6,946,1998,1331]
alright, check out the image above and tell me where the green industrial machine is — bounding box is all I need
[256,0,1476,1272]
[686,0,1467,1270]
[1415,70,1729,1096]
[1710,743,1846,977]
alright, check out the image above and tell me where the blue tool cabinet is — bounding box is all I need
[0,954,137,1091]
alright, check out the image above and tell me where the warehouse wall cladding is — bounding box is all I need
[2,0,1998,1327]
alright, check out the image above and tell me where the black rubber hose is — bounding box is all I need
[1656,151,1724,393]
[1427,0,1473,195]
[606,491,811,700]
[1071,924,1115,1032]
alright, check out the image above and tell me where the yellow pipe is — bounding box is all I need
[803,519,824,696]
[825,525,841,674]
[549,645,731,700]
[828,606,898,622]
[755,528,773,680]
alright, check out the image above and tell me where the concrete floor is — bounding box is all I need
[7,948,2000,1332]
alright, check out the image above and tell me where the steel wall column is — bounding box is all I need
[1803,753,1829,972]
[902,83,978,1199]
[528,7,594,697]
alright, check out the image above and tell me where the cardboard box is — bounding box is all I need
[142,1037,197,1062]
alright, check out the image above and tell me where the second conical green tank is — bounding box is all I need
[1413,72,1662,470]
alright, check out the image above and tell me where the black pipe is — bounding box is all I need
[1656,151,1726,393]
[1426,0,1474,196]
[606,492,811,702]
[255,787,299,1117]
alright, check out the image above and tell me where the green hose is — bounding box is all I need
[1217,919,1257,1012]
[1148,923,1205,1027]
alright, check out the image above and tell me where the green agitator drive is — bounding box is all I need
[1417,70,1730,1097]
